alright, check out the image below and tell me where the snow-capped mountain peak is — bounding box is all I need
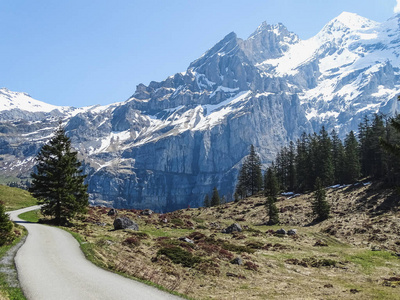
[0,88,66,113]
[2,11,400,212]
[323,11,378,32]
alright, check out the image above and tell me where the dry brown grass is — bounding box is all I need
[67,182,400,299]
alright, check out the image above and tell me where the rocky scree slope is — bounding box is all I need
[1,12,400,211]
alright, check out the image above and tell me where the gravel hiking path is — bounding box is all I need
[8,206,182,300]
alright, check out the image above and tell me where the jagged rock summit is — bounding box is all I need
[1,12,399,212]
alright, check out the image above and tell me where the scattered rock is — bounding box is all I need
[179,237,194,244]
[113,217,139,230]
[231,257,243,265]
[350,288,360,294]
[275,228,287,235]
[287,229,297,236]
[222,223,242,234]
[95,222,107,227]
[141,209,154,216]
[324,284,334,288]
[314,239,328,247]
[107,208,118,216]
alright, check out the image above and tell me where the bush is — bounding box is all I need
[188,231,206,241]
[246,241,264,249]
[244,261,259,271]
[0,201,14,246]
[157,246,201,268]
[170,218,184,226]
[123,236,140,247]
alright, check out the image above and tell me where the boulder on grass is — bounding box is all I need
[141,209,153,216]
[113,217,139,231]
[231,257,243,265]
[107,208,118,216]
[287,229,297,236]
[222,223,242,234]
[178,237,194,244]
[275,228,287,235]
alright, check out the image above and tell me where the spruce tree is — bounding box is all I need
[266,196,279,225]
[203,194,210,208]
[264,167,279,197]
[311,178,330,222]
[317,126,334,186]
[296,132,311,191]
[343,131,361,183]
[30,124,88,225]
[210,187,220,207]
[331,129,346,183]
[235,145,262,197]
[0,201,14,246]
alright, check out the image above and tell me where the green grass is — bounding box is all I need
[18,209,40,223]
[0,229,27,300]
[0,185,37,211]
[345,250,397,274]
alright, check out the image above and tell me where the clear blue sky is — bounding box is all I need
[0,0,397,107]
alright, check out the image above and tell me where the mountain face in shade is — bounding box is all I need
[1,12,399,211]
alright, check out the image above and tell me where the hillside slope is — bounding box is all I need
[66,182,400,299]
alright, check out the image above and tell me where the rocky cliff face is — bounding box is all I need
[1,12,400,211]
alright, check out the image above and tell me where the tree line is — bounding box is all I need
[232,113,400,223]
[240,114,400,196]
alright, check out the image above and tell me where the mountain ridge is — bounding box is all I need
[1,12,399,211]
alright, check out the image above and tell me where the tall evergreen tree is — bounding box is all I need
[30,124,88,225]
[343,131,361,183]
[331,129,345,183]
[203,194,210,208]
[381,108,400,186]
[210,187,220,207]
[295,132,311,192]
[264,167,279,197]
[266,196,279,225]
[287,141,297,191]
[311,178,330,222]
[235,145,263,197]
[0,201,14,246]
[317,126,334,186]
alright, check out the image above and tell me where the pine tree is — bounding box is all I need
[0,201,14,246]
[296,132,311,191]
[311,178,330,222]
[331,129,345,183]
[266,196,279,225]
[210,187,220,207]
[203,194,210,208]
[343,131,361,183]
[30,124,88,225]
[287,141,297,191]
[264,167,279,197]
[317,126,334,186]
[235,145,262,197]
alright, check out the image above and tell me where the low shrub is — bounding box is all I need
[188,231,206,241]
[157,246,202,268]
[123,236,140,247]
[246,241,264,249]
[221,242,255,254]
[244,261,259,271]
[171,218,184,226]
